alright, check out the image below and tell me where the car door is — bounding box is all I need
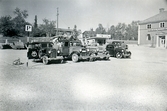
[106,44,114,56]
[62,41,69,56]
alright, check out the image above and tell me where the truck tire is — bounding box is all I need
[72,53,79,62]
[42,56,49,65]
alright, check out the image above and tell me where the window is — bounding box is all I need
[41,43,47,48]
[159,22,165,28]
[147,24,151,29]
[64,42,69,46]
[147,34,151,41]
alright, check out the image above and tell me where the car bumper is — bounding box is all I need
[47,56,64,60]
[93,52,109,60]
[122,51,131,57]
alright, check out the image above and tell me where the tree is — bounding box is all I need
[12,7,29,36]
[0,16,17,36]
[34,15,38,28]
[126,21,139,40]
[13,7,28,19]
[95,24,106,34]
[39,18,56,37]
[115,23,127,40]
[108,25,116,39]
[72,25,79,39]
[0,7,30,37]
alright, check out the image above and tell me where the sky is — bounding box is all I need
[0,0,167,31]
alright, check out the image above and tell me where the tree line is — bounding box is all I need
[0,7,139,40]
[94,22,139,40]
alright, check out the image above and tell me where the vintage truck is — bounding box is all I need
[54,36,96,62]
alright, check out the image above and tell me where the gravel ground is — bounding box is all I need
[0,45,167,111]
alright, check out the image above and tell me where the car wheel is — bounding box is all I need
[72,53,79,62]
[116,52,122,59]
[104,56,109,60]
[89,53,96,62]
[60,59,64,63]
[42,56,49,65]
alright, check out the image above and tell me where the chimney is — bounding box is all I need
[159,8,164,13]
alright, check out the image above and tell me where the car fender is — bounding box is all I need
[70,51,80,57]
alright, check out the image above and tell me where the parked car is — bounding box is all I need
[27,42,63,65]
[106,41,131,59]
[11,41,26,49]
[86,45,110,60]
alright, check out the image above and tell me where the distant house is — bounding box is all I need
[138,8,167,48]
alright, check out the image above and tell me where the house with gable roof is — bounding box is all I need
[138,8,167,48]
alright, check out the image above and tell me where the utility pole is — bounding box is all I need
[57,7,59,36]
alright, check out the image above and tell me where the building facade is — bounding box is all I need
[138,8,167,48]
[86,34,111,46]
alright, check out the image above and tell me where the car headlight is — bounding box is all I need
[48,50,52,53]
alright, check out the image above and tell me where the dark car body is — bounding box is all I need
[27,42,63,64]
[106,41,131,58]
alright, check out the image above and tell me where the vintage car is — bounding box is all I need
[56,36,96,62]
[106,41,131,59]
[11,41,26,49]
[27,42,63,65]
[86,45,110,60]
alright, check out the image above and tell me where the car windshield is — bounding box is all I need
[107,45,114,48]
[41,43,52,48]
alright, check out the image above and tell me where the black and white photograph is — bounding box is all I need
[0,0,167,110]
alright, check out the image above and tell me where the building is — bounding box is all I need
[55,28,73,36]
[87,34,111,46]
[138,8,167,48]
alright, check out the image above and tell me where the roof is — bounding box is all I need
[87,36,110,40]
[54,28,73,32]
[87,34,111,40]
[139,11,167,25]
